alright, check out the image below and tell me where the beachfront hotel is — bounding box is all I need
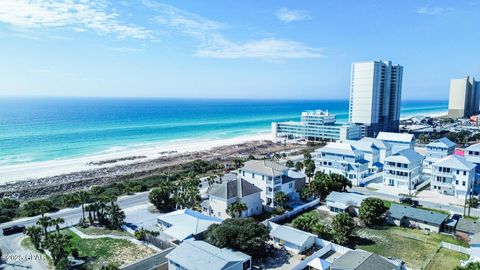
[272,110,362,142]
[348,60,403,137]
[447,76,480,119]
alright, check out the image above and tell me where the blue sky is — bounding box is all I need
[0,0,478,100]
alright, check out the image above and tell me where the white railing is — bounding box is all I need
[441,242,470,255]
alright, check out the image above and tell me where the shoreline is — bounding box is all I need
[0,132,272,184]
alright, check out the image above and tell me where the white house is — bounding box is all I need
[430,155,476,198]
[325,191,367,215]
[201,177,263,219]
[360,137,392,164]
[166,240,252,270]
[376,132,415,154]
[345,139,382,173]
[269,223,316,254]
[465,143,480,173]
[383,148,424,193]
[157,209,221,242]
[238,160,305,206]
[423,137,456,175]
[314,142,370,186]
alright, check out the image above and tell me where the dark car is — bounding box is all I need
[2,225,26,236]
[399,197,413,205]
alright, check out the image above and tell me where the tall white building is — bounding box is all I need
[348,60,403,137]
[448,76,480,119]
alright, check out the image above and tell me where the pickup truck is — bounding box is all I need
[2,225,26,236]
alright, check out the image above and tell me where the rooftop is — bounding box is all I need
[317,142,362,156]
[331,250,399,270]
[326,191,367,209]
[166,240,250,270]
[387,204,448,226]
[384,148,423,164]
[377,132,414,143]
[456,218,480,234]
[209,177,262,200]
[157,209,221,241]
[433,155,476,170]
[270,224,316,247]
[360,137,391,150]
[466,143,480,152]
[427,137,456,148]
[241,160,288,177]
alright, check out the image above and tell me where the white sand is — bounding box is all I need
[0,132,273,184]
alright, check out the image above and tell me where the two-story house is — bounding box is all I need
[201,177,263,219]
[465,143,480,173]
[431,155,476,198]
[423,137,456,175]
[238,160,305,206]
[314,142,370,186]
[383,148,424,193]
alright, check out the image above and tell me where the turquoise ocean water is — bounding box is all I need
[0,98,447,166]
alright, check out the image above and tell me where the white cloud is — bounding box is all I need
[416,5,444,15]
[0,0,153,39]
[275,8,312,23]
[144,0,322,60]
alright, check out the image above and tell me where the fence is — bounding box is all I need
[120,247,174,270]
[415,179,431,191]
[264,198,321,224]
[441,242,470,255]
[145,234,177,250]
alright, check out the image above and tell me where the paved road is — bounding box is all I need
[0,191,152,270]
[349,186,480,216]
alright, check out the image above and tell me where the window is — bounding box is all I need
[464,171,467,176]
[456,180,459,185]
[252,173,255,178]
[262,175,265,181]
[243,260,251,270]
[456,170,460,175]
[463,181,466,186]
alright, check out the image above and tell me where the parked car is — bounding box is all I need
[2,225,25,236]
[399,197,413,205]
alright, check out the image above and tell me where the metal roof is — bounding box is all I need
[377,132,414,143]
[433,155,476,170]
[427,137,456,148]
[270,225,316,247]
[326,191,367,209]
[166,240,250,270]
[158,209,221,241]
[466,143,480,152]
[387,204,448,226]
[331,250,398,270]
[384,148,423,164]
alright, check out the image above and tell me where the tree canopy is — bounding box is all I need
[359,198,388,226]
[331,213,355,245]
[204,218,270,257]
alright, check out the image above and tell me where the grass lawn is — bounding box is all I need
[425,248,468,270]
[76,226,132,237]
[281,208,333,226]
[63,229,155,268]
[355,226,468,269]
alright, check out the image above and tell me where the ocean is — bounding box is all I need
[0,98,447,166]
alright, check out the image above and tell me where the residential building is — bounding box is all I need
[456,218,480,241]
[166,240,252,270]
[430,155,476,198]
[157,209,221,242]
[269,224,316,254]
[330,250,404,270]
[314,142,370,186]
[272,110,362,142]
[465,143,480,173]
[201,177,263,219]
[423,137,456,175]
[376,132,415,154]
[383,148,424,193]
[386,204,448,233]
[325,191,367,216]
[348,60,403,137]
[448,76,480,119]
[238,160,305,206]
[470,233,480,259]
[345,139,382,173]
[359,137,392,164]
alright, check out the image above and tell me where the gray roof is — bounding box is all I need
[209,178,262,200]
[360,137,391,150]
[456,218,480,234]
[470,233,480,245]
[331,250,398,270]
[270,225,316,247]
[346,139,380,153]
[377,132,414,143]
[241,160,288,177]
[427,137,456,148]
[384,148,423,164]
[387,204,448,226]
[433,155,476,171]
[157,209,221,241]
[166,240,250,270]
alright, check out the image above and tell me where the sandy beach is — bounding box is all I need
[0,132,273,184]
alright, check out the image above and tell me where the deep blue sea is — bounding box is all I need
[0,98,447,166]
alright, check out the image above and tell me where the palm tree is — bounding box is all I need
[105,202,125,230]
[77,191,90,220]
[206,175,217,188]
[36,216,52,237]
[226,202,247,218]
[51,217,65,234]
[295,161,304,171]
[274,191,288,208]
[37,200,52,217]
[25,226,42,250]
